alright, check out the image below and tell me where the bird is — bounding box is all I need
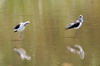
[13,21,30,39]
[65,15,83,30]
[67,45,85,59]
[14,48,31,60]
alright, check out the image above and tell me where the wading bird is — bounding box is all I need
[65,15,83,37]
[65,15,83,30]
[13,21,30,40]
[14,48,31,60]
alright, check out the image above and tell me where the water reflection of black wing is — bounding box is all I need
[67,22,80,29]
[14,24,20,29]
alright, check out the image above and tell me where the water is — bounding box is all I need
[0,0,100,66]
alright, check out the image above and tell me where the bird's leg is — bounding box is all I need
[75,30,77,38]
[19,32,23,40]
[72,30,77,38]
[70,30,77,38]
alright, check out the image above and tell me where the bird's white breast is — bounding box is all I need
[74,22,82,29]
[17,23,26,32]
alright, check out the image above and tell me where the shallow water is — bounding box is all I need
[0,0,100,66]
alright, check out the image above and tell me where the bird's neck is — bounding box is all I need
[24,23,28,26]
[79,18,83,23]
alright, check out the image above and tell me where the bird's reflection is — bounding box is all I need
[14,48,31,60]
[67,45,84,59]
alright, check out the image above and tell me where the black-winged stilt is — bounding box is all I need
[13,21,30,39]
[65,15,83,30]
[14,48,31,60]
[65,15,83,37]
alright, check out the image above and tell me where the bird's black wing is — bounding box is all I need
[14,24,20,29]
[67,22,80,29]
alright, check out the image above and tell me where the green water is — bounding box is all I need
[0,0,100,66]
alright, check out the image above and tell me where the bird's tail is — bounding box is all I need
[13,29,17,32]
[65,27,68,30]
[65,27,69,30]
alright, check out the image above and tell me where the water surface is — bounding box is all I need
[0,0,100,66]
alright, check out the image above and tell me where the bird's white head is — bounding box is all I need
[79,15,83,23]
[25,21,30,24]
[24,21,30,26]
[79,15,83,18]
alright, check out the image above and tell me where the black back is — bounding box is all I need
[68,22,80,29]
[14,24,20,29]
